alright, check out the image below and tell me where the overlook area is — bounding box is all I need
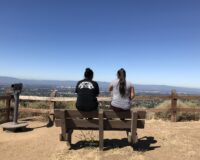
[1,89,200,160]
[1,1,200,159]
[0,120,200,160]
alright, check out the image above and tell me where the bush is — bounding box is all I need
[154,100,200,121]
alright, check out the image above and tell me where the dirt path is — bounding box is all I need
[0,120,200,160]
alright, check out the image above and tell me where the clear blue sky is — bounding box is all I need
[0,0,200,88]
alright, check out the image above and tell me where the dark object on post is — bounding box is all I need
[11,83,23,92]
[1,83,28,132]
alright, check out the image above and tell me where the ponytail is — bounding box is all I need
[117,68,126,97]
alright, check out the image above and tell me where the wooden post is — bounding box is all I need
[131,110,137,144]
[50,90,57,121]
[171,90,178,122]
[50,90,57,110]
[99,109,104,151]
[6,96,11,122]
[60,110,67,141]
[4,89,12,123]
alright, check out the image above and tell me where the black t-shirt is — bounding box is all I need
[75,79,99,111]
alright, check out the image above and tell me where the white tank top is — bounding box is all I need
[110,79,133,110]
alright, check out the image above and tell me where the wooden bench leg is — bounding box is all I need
[66,129,73,147]
[60,111,68,143]
[130,111,137,145]
[127,131,132,144]
[60,129,73,146]
[99,109,104,151]
[59,133,64,141]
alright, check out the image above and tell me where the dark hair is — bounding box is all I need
[117,68,126,97]
[84,68,93,80]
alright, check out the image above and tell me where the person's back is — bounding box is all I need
[75,68,99,111]
[109,68,135,110]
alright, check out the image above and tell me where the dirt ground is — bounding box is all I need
[0,119,200,160]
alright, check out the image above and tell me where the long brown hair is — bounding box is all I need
[117,68,126,97]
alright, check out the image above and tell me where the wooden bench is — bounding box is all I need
[54,109,146,151]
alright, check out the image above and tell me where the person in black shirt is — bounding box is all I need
[75,68,99,111]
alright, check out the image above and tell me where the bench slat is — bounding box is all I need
[104,110,146,119]
[54,109,99,119]
[55,119,145,129]
[54,109,146,119]
[104,120,145,129]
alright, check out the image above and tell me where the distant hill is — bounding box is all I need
[1,76,200,95]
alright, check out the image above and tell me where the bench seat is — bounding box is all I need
[54,109,146,151]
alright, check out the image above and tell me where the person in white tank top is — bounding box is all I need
[109,68,135,111]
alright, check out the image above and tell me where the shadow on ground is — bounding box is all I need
[3,117,54,133]
[133,136,160,152]
[70,136,160,151]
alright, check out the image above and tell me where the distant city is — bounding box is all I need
[1,76,200,96]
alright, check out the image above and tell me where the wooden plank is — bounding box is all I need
[65,110,99,118]
[66,119,99,129]
[136,111,146,119]
[147,108,171,112]
[0,95,12,100]
[104,110,131,118]
[18,95,200,103]
[178,95,200,100]
[0,108,9,112]
[55,119,99,129]
[54,109,146,119]
[0,107,14,113]
[18,107,200,116]
[19,95,171,102]
[104,120,131,129]
[54,109,99,119]
[134,95,171,100]
[99,109,104,151]
[176,108,200,112]
[19,96,111,102]
[20,96,77,102]
[103,110,146,119]
[55,119,145,129]
[19,108,50,114]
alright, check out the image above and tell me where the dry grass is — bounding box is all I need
[0,100,6,108]
[1,120,200,160]
[152,100,200,121]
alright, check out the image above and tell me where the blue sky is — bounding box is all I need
[0,0,200,88]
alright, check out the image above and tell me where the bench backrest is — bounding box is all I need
[54,109,146,130]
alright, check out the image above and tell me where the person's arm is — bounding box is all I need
[129,86,135,100]
[109,85,113,92]
[75,82,79,93]
[95,82,100,96]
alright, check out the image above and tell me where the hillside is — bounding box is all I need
[1,76,200,94]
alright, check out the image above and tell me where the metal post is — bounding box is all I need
[1,83,28,132]
[13,92,20,124]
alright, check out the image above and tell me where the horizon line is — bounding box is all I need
[1,75,200,89]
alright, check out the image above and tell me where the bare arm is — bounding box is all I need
[129,86,135,100]
[109,85,113,92]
